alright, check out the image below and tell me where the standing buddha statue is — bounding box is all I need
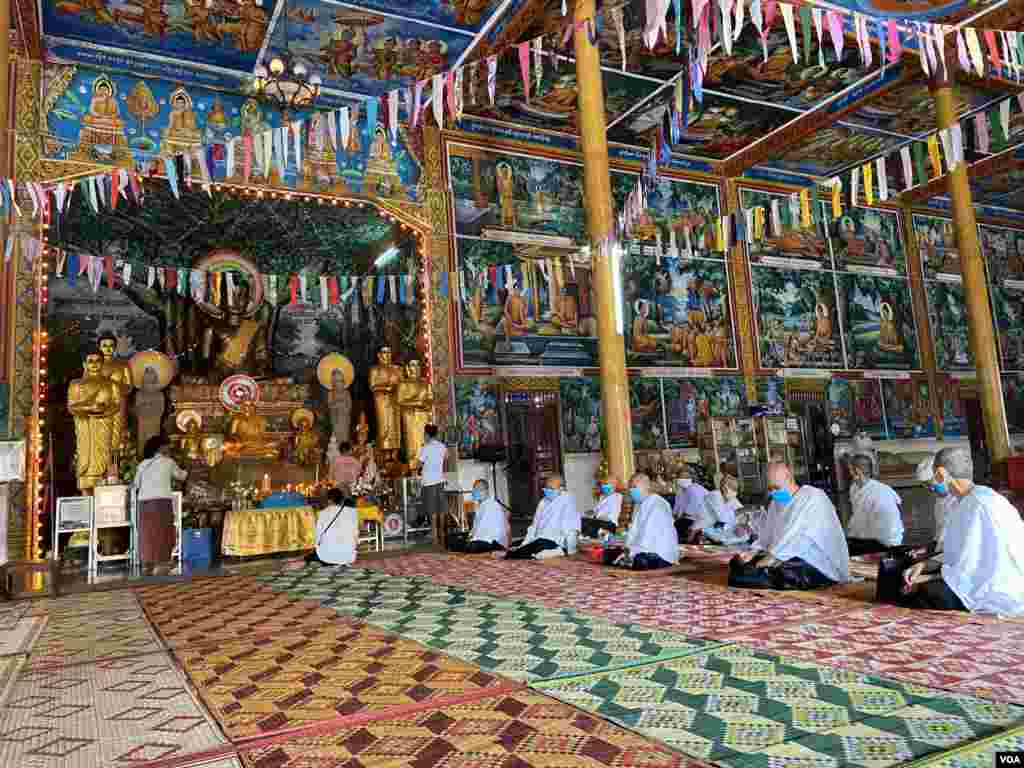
[97,333,134,450]
[368,346,402,461]
[68,353,123,493]
[396,358,433,465]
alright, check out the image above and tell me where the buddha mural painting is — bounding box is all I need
[216,0,268,52]
[74,75,130,163]
[162,87,203,158]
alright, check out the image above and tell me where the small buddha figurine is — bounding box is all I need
[223,399,281,459]
[353,412,372,465]
[179,418,204,462]
[162,87,203,158]
[77,75,128,154]
[292,410,321,467]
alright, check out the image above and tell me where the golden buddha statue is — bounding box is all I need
[178,413,204,462]
[292,409,321,466]
[396,358,433,464]
[162,87,203,158]
[206,96,228,136]
[223,400,281,459]
[96,333,133,450]
[353,411,371,465]
[68,353,123,494]
[368,346,402,458]
[75,76,129,159]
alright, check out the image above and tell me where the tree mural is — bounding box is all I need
[751,266,843,369]
[838,273,919,370]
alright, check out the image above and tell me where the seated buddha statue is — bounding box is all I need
[162,87,203,158]
[77,76,128,152]
[223,400,281,459]
[302,111,339,190]
[204,96,228,141]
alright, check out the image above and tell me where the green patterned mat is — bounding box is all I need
[900,724,1024,768]
[534,646,1024,768]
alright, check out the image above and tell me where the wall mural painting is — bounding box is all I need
[838,274,920,371]
[1003,375,1024,434]
[826,377,885,438]
[313,0,506,33]
[991,282,1024,372]
[630,377,666,449]
[561,377,603,453]
[914,214,965,280]
[751,266,844,370]
[663,378,702,447]
[828,206,906,275]
[755,376,786,414]
[45,68,421,199]
[764,124,905,178]
[593,0,685,78]
[936,375,966,438]
[454,377,501,456]
[981,223,1024,284]
[739,188,831,269]
[448,144,587,242]
[881,378,935,438]
[697,376,748,417]
[623,253,735,368]
[611,174,721,258]
[43,0,269,71]
[456,238,598,368]
[926,280,974,371]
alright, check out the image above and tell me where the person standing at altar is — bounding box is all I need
[333,442,362,488]
[133,435,188,572]
[418,425,447,534]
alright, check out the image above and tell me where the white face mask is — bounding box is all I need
[679,479,692,488]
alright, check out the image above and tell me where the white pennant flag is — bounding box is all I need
[432,73,445,128]
[875,156,889,200]
[1001,99,1011,139]
[226,138,236,179]
[454,67,465,121]
[290,121,303,172]
[812,8,825,68]
[299,272,308,304]
[900,146,913,189]
[147,266,156,289]
[338,107,350,149]
[326,109,337,150]
[939,127,954,169]
[269,274,278,306]
[122,262,133,287]
[320,276,329,310]
[487,56,497,105]
[780,4,799,64]
[389,90,399,143]
[850,166,861,206]
[733,0,744,42]
[719,0,734,56]
[225,272,236,308]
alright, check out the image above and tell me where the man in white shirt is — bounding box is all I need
[305,488,359,566]
[903,447,1024,615]
[133,436,188,570]
[615,473,678,570]
[915,456,957,547]
[506,475,577,560]
[417,424,447,538]
[582,477,622,538]
[845,453,904,555]
[673,467,708,543]
[730,461,849,589]
[466,479,509,553]
[700,474,744,544]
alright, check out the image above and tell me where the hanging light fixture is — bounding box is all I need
[249,0,322,111]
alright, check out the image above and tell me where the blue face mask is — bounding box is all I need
[769,488,793,505]
[600,483,614,495]
[629,487,644,503]
[930,482,949,497]
[471,489,484,502]
[543,487,559,500]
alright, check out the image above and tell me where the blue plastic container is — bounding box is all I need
[182,528,213,562]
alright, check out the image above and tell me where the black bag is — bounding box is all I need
[876,544,935,604]
[446,530,469,553]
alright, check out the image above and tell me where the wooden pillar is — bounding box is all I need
[0,5,10,424]
[932,84,1010,464]
[722,179,757,403]
[574,0,632,483]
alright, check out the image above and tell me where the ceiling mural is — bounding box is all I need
[970,165,1024,211]
[763,123,908,177]
[332,0,513,33]
[842,80,1009,136]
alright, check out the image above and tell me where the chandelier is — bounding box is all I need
[249,0,322,110]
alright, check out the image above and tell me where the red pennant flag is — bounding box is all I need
[104,254,114,288]
[518,42,531,103]
[289,275,299,305]
[328,276,339,305]
[165,267,177,292]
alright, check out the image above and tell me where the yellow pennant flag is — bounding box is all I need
[800,189,811,228]
[754,207,766,241]
[862,162,874,206]
[717,217,726,252]
[831,180,842,219]
[928,134,943,178]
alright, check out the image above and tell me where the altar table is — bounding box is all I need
[221,503,385,557]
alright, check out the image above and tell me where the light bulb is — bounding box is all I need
[269,57,285,75]
[293,61,308,77]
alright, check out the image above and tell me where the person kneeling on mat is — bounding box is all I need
[606,473,679,571]
[466,479,509,553]
[729,461,849,590]
[306,488,359,566]
[506,475,577,560]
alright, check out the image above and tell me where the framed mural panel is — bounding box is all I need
[755,376,786,414]
[561,377,603,453]
[750,266,844,370]
[695,377,747,417]
[914,214,967,281]
[837,274,920,371]
[630,377,666,449]
[926,281,975,371]
[738,187,832,270]
[979,223,1024,284]
[611,175,722,260]
[881,378,934,438]
[990,281,1024,372]
[826,377,886,438]
[454,378,501,457]
[828,206,906,275]
[622,250,736,368]
[662,378,702,447]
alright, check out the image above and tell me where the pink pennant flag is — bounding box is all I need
[826,10,843,61]
[957,29,970,72]
[760,0,778,62]
[984,29,1001,71]
[446,69,456,120]
[887,20,902,63]
[975,112,990,153]
[518,41,531,103]
[412,80,424,128]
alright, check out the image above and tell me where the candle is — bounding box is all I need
[262,473,270,494]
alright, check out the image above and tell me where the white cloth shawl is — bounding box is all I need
[470,497,508,547]
[847,478,904,546]
[759,486,850,582]
[627,493,679,564]
[524,493,576,546]
[933,494,958,545]
[590,492,622,525]
[942,486,1024,616]
[698,490,741,531]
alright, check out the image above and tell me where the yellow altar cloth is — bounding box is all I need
[356,501,382,523]
[221,506,316,557]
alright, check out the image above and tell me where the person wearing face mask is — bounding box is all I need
[505,475,578,560]
[699,474,744,544]
[466,479,509,554]
[729,461,849,589]
[915,456,958,548]
[844,453,904,556]
[612,473,678,570]
[902,447,1024,615]
[672,466,709,543]
[581,477,622,538]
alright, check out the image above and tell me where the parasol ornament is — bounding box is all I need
[220,374,261,412]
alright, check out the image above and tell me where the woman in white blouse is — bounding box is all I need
[698,474,744,544]
[581,477,622,538]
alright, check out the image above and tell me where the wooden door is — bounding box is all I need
[504,390,562,520]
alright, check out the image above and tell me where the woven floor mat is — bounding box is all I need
[27,605,165,670]
[237,688,709,768]
[173,618,516,740]
[895,723,1024,768]
[27,588,144,617]
[0,649,225,768]
[0,616,46,659]
[534,645,1024,768]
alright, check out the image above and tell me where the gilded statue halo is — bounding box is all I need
[193,250,265,318]
[129,350,176,390]
[220,374,261,412]
[317,353,354,390]
[291,408,315,429]
[176,409,203,432]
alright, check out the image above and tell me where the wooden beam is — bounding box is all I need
[898,142,1024,204]
[12,0,38,61]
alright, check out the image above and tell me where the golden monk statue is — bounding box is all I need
[68,353,123,493]
[368,346,402,457]
[162,88,203,158]
[396,358,433,464]
[224,400,280,459]
[76,76,128,156]
[96,333,133,449]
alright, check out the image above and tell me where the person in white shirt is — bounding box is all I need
[467,479,509,553]
[133,436,188,570]
[903,447,1024,615]
[845,453,904,555]
[730,461,850,589]
[915,456,957,547]
[506,475,577,560]
[417,424,447,534]
[699,474,744,544]
[582,477,622,538]
[613,473,678,570]
[672,467,709,543]
[305,488,359,566]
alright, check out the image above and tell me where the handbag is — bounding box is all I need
[876,543,938,604]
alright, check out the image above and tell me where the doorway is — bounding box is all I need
[503,389,562,522]
[962,397,989,481]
